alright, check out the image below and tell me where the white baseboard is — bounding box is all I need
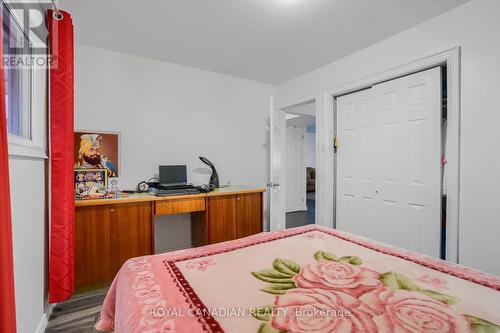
[35,303,55,333]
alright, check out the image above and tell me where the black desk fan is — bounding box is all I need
[199,156,219,188]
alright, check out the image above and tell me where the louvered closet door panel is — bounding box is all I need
[336,67,441,258]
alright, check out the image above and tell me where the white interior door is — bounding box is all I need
[286,126,306,213]
[269,97,286,231]
[336,67,442,257]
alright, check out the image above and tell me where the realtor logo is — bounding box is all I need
[1,1,55,69]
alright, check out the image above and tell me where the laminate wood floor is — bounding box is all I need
[46,289,107,333]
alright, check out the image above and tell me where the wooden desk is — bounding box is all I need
[74,187,265,292]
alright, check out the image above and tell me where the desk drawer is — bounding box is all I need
[155,197,206,215]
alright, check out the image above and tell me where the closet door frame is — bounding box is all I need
[326,47,461,263]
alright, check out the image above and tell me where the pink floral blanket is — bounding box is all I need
[95,225,500,333]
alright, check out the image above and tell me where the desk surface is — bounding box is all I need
[75,186,266,207]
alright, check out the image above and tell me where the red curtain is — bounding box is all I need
[48,9,75,303]
[0,13,17,333]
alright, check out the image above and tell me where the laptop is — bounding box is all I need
[159,165,192,188]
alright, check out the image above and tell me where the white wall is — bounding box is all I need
[276,0,500,275]
[9,158,48,333]
[8,47,49,333]
[74,44,275,250]
[305,131,315,168]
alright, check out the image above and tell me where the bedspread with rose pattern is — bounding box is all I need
[96,225,500,333]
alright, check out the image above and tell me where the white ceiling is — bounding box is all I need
[284,101,315,116]
[60,0,469,84]
[286,114,316,128]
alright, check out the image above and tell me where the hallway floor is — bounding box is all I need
[286,195,315,228]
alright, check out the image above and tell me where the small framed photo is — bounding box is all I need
[108,177,121,192]
[74,168,108,199]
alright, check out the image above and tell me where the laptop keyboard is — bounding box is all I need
[156,188,201,196]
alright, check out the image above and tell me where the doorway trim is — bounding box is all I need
[325,47,461,263]
[278,93,320,225]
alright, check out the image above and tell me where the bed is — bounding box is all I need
[95,225,500,333]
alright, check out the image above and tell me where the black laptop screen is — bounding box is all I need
[159,165,187,185]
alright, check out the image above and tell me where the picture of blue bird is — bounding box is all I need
[101,154,118,177]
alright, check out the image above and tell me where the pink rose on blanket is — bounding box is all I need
[416,274,449,291]
[295,261,383,297]
[360,289,471,333]
[272,288,377,333]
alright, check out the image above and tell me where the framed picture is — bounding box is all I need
[74,130,120,178]
[74,168,108,198]
[108,177,121,192]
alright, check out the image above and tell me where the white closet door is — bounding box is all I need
[337,67,441,257]
[336,89,377,237]
[286,126,306,212]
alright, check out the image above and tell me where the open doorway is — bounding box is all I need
[282,102,316,228]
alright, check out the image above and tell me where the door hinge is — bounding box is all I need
[334,134,339,152]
